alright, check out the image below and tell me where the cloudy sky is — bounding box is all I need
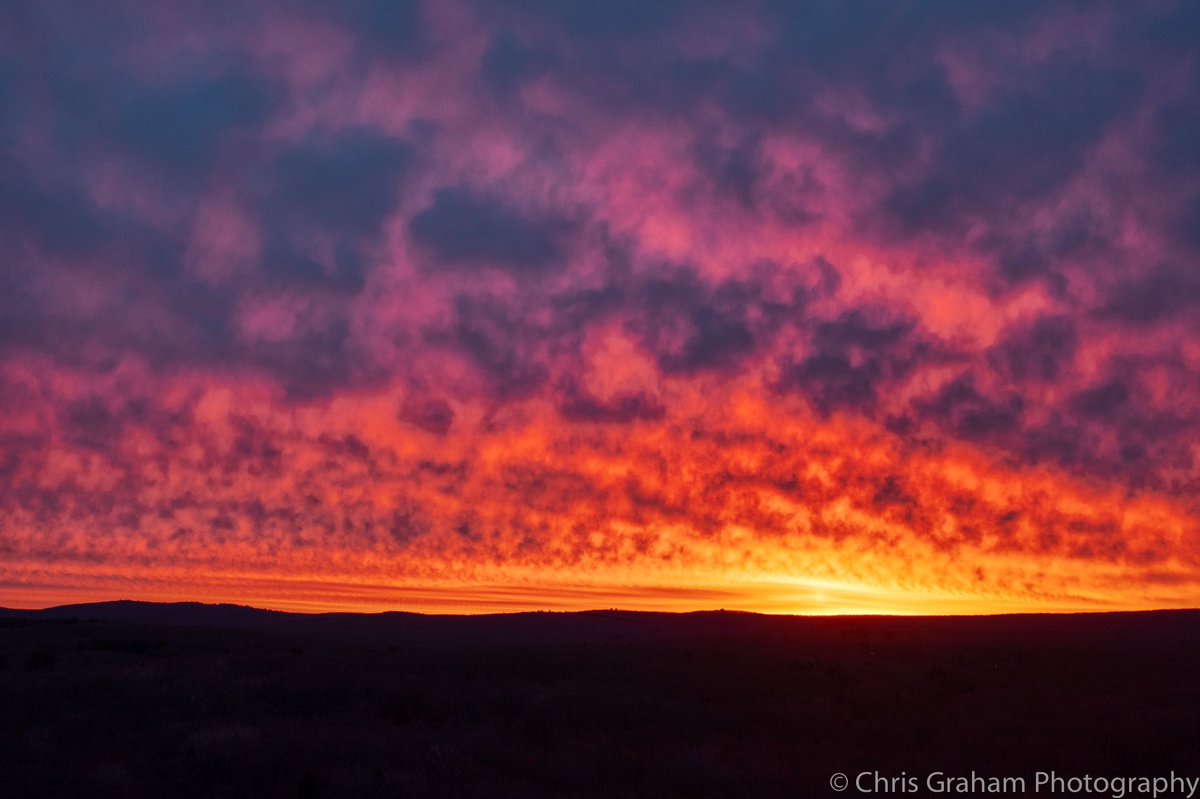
[2,1,1198,613]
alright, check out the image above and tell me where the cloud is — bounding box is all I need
[883,62,1142,242]
[556,376,664,424]
[400,394,456,436]
[777,309,928,416]
[257,127,413,293]
[1,0,1199,613]
[916,373,1025,442]
[320,0,427,56]
[1100,266,1200,325]
[263,129,412,240]
[482,33,557,96]
[111,69,277,178]
[619,265,810,376]
[987,314,1077,383]
[410,187,572,273]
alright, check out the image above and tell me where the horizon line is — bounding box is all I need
[5,597,1199,620]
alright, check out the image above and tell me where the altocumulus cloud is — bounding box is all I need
[0,0,1198,613]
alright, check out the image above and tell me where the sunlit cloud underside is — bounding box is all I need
[1,1,1199,614]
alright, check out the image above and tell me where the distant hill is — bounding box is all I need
[3,599,1198,642]
[0,600,287,626]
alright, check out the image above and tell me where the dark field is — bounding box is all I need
[1,604,1198,798]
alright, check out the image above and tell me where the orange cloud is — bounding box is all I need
[2,1,1199,614]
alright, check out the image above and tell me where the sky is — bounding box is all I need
[1,0,1199,614]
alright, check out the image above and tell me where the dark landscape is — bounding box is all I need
[2,604,1198,798]
[5,3,1200,796]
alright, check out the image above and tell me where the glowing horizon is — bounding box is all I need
[2,1,1199,616]
[7,570,1189,617]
